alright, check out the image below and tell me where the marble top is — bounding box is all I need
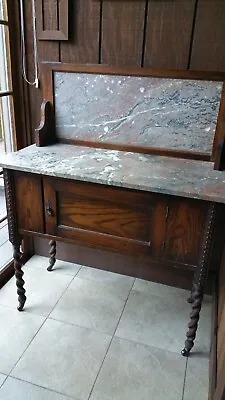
[55,72,222,154]
[1,144,225,203]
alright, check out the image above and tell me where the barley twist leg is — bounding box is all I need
[181,284,203,356]
[13,244,26,311]
[47,240,56,271]
[181,203,216,357]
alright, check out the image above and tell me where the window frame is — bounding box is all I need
[0,0,33,286]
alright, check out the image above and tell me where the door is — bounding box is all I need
[43,176,167,258]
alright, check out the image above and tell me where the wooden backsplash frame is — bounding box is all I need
[37,62,225,168]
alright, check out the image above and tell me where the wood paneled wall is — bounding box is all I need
[24,0,225,136]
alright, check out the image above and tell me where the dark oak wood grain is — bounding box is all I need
[41,61,225,81]
[14,172,44,233]
[34,235,207,291]
[209,276,218,400]
[43,177,155,257]
[9,172,213,278]
[214,247,225,400]
[43,0,58,31]
[163,199,208,266]
[144,0,196,69]
[191,0,225,72]
[101,1,146,66]
[57,193,151,242]
[60,0,100,63]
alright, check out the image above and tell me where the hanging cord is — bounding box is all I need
[19,0,39,87]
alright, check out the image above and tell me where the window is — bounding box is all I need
[0,0,16,274]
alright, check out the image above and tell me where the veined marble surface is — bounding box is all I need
[1,144,225,203]
[55,72,222,154]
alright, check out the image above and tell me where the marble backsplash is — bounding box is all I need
[54,72,222,154]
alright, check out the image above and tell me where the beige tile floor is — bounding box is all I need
[0,255,211,400]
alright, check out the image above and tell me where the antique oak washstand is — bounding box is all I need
[2,63,225,357]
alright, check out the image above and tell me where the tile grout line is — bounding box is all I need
[112,278,136,337]
[0,374,7,389]
[87,277,136,400]
[48,275,137,335]
[47,315,112,336]
[45,266,82,316]
[113,279,192,358]
[1,375,79,400]
[0,262,83,316]
[7,266,82,377]
[181,357,188,400]
[7,266,134,399]
[113,333,190,358]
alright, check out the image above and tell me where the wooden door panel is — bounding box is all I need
[43,177,165,257]
[14,172,44,233]
[57,192,151,242]
[163,199,208,265]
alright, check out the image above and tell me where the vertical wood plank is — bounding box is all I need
[37,0,60,61]
[144,0,196,69]
[101,1,146,66]
[60,0,100,63]
[190,0,225,72]
[43,0,58,30]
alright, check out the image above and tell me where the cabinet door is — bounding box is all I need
[43,177,165,257]
[162,198,208,266]
[14,172,44,233]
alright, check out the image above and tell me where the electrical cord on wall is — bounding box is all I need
[19,0,39,88]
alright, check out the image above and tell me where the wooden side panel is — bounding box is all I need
[144,0,196,69]
[101,1,146,66]
[209,277,218,400]
[14,172,44,233]
[191,0,225,72]
[218,251,225,321]
[215,250,225,400]
[60,0,100,63]
[163,199,207,265]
